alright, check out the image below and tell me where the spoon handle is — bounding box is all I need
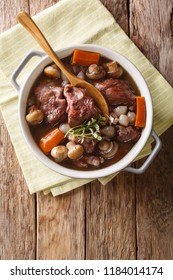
[17,11,76,83]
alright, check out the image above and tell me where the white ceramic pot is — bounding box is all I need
[11,44,161,179]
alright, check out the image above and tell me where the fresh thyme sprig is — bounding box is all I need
[65,115,106,143]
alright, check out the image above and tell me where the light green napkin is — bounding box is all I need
[0,0,173,196]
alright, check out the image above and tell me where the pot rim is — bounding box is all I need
[18,44,153,179]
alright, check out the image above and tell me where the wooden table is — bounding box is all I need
[0,0,173,260]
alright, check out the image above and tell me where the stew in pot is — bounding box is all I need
[25,49,146,170]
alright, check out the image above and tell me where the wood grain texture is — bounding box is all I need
[100,0,129,34]
[0,0,29,31]
[86,177,136,259]
[85,0,136,260]
[0,112,36,260]
[130,0,173,259]
[130,0,173,84]
[29,0,60,16]
[0,1,36,260]
[136,131,173,259]
[37,187,87,260]
[27,0,86,261]
[31,0,134,260]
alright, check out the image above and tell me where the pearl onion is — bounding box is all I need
[113,106,127,117]
[119,114,129,126]
[59,123,70,134]
[127,111,136,124]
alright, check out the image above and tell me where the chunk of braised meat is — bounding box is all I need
[72,158,88,169]
[33,81,66,125]
[73,155,104,168]
[94,78,136,109]
[82,138,97,153]
[115,125,141,142]
[84,155,105,167]
[64,85,101,127]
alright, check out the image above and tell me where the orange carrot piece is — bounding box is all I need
[39,128,64,154]
[135,96,146,128]
[72,49,100,66]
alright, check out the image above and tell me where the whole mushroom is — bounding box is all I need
[86,64,106,80]
[51,146,68,163]
[105,61,123,78]
[44,64,61,78]
[26,105,44,125]
[66,141,84,160]
[99,140,119,159]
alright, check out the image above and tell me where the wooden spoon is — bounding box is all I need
[17,11,109,118]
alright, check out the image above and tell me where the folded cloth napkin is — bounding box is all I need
[0,0,173,196]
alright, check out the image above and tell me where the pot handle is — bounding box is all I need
[124,130,162,174]
[11,50,45,92]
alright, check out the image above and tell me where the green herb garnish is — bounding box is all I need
[65,115,106,143]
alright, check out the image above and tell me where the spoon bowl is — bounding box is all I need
[17,11,109,118]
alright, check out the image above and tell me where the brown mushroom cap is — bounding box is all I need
[66,141,84,160]
[104,61,123,78]
[99,141,118,159]
[86,64,106,80]
[44,64,61,78]
[51,146,68,162]
[26,106,44,125]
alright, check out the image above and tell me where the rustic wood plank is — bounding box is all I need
[31,0,136,260]
[86,0,137,260]
[37,188,87,260]
[130,0,173,84]
[0,0,36,260]
[86,177,136,259]
[29,0,60,16]
[0,116,36,260]
[100,0,129,34]
[0,0,29,30]
[29,0,86,260]
[130,0,173,259]
[135,130,173,259]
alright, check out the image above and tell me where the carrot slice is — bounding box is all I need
[39,128,64,154]
[72,49,100,66]
[135,96,146,128]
